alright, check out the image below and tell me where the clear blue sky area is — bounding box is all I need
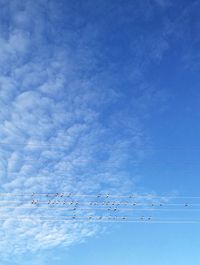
[0,0,200,264]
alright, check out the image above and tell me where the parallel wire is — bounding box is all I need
[1,157,200,164]
[0,194,199,215]
[1,205,200,212]
[2,141,200,149]
[0,199,195,207]
[0,215,200,223]
[3,169,200,178]
[0,193,199,222]
[0,192,200,199]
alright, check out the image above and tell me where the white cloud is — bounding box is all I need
[0,0,168,259]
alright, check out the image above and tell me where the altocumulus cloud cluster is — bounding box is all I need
[0,0,167,256]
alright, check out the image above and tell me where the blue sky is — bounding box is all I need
[1,0,200,264]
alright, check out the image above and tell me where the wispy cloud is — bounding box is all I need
[0,0,169,258]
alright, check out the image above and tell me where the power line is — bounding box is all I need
[0,205,200,212]
[0,200,196,207]
[0,215,200,223]
[0,194,199,223]
[2,157,200,164]
[1,141,200,149]
[0,192,200,199]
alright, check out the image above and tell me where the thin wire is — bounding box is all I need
[0,192,200,199]
[0,215,200,223]
[0,215,143,220]
[3,167,199,178]
[0,158,137,163]
[2,157,200,164]
[1,205,200,212]
[0,199,195,207]
[0,214,194,220]
[0,218,199,224]
[2,141,200,149]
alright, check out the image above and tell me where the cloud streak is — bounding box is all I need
[0,0,169,259]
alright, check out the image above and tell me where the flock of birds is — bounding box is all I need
[0,192,200,223]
